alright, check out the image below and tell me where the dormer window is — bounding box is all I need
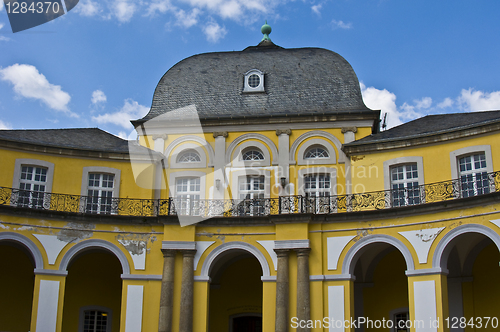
[243,69,265,93]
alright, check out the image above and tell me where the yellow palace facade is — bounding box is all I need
[1,25,500,332]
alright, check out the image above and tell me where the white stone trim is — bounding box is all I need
[169,142,208,169]
[124,285,144,332]
[80,166,121,198]
[328,285,345,332]
[296,138,337,165]
[168,170,207,199]
[341,234,416,275]
[274,239,310,250]
[310,275,325,281]
[12,158,55,193]
[230,168,271,200]
[230,141,272,167]
[226,133,278,166]
[117,239,147,271]
[33,234,69,265]
[200,241,271,279]
[432,223,500,270]
[243,69,265,93]
[327,236,355,270]
[383,156,424,190]
[413,280,438,332]
[297,167,337,196]
[290,130,346,164]
[34,269,68,276]
[59,239,131,274]
[195,241,215,270]
[324,274,355,281]
[398,228,445,264]
[121,274,162,280]
[405,268,448,277]
[164,135,215,168]
[256,240,277,271]
[79,306,113,332]
[0,232,44,269]
[449,145,493,180]
[36,279,60,332]
[162,241,196,250]
[261,275,277,282]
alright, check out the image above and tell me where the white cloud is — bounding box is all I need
[437,97,453,109]
[203,21,227,43]
[76,0,101,16]
[458,88,500,112]
[111,0,137,22]
[0,23,9,42]
[0,64,75,116]
[414,97,432,110]
[0,119,11,130]
[92,99,149,128]
[311,4,322,16]
[360,82,402,128]
[0,2,3,11]
[331,19,352,30]
[91,90,107,105]
[146,0,172,16]
[175,8,201,28]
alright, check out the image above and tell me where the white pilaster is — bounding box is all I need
[213,132,227,199]
[35,280,60,332]
[125,285,144,332]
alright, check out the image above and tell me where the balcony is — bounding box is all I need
[1,171,499,218]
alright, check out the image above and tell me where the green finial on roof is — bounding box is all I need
[261,21,272,41]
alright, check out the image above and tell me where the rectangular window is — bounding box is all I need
[175,177,200,216]
[238,176,265,215]
[459,153,489,198]
[391,164,420,207]
[18,165,48,209]
[394,312,410,332]
[304,174,331,213]
[83,310,108,332]
[86,173,115,214]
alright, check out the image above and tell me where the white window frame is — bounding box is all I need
[169,171,206,200]
[174,177,201,216]
[389,163,421,207]
[230,169,271,200]
[78,305,112,332]
[80,167,121,214]
[296,138,337,165]
[243,69,265,93]
[169,142,208,169]
[389,307,410,332]
[449,145,493,180]
[297,167,337,196]
[231,141,271,167]
[383,157,424,190]
[12,159,55,208]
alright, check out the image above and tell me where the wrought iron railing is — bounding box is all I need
[1,171,499,218]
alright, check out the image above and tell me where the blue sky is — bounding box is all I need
[1,0,500,137]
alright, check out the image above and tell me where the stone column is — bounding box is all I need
[274,249,290,332]
[296,248,311,332]
[158,249,176,332]
[341,127,357,196]
[179,249,197,332]
[213,132,228,200]
[276,129,292,195]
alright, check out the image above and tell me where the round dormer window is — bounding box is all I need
[243,69,265,93]
[248,74,261,88]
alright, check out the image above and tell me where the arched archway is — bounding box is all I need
[0,234,39,331]
[432,224,500,330]
[343,235,415,332]
[60,240,127,332]
[203,242,268,332]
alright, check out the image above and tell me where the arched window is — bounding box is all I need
[304,146,329,159]
[177,150,201,163]
[241,148,264,161]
